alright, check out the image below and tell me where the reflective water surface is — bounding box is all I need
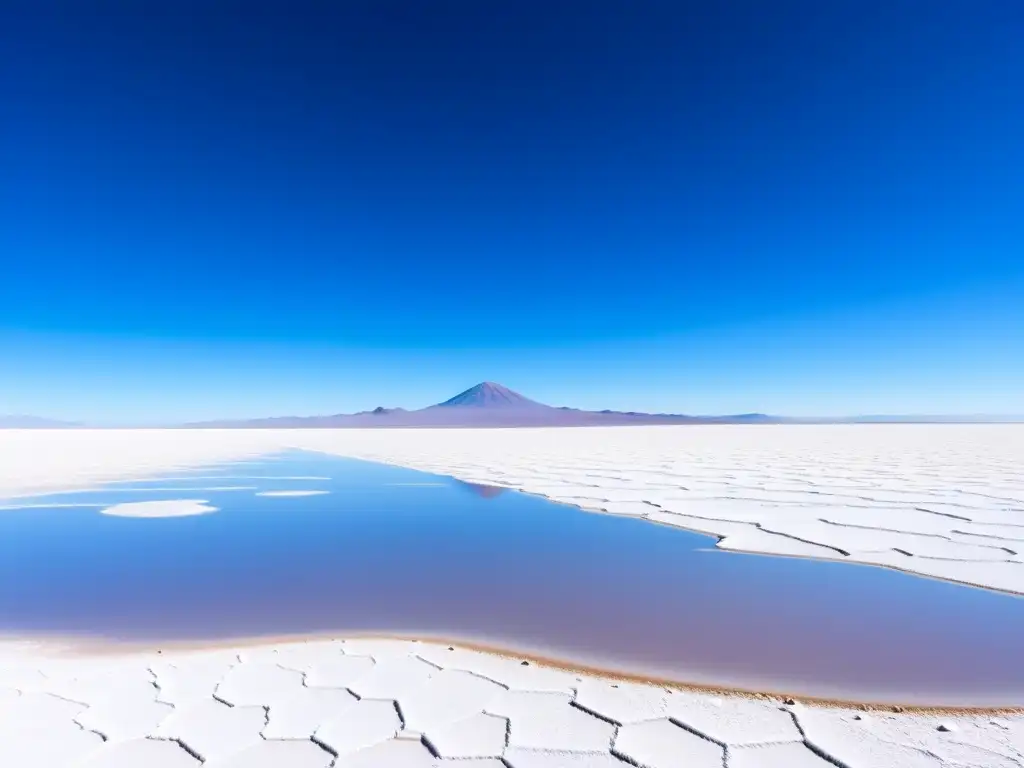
[1,451,1022,706]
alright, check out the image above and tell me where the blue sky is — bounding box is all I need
[1,1,1021,423]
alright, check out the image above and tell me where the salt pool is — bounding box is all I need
[1,450,1021,707]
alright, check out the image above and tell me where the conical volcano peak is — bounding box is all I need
[434,382,546,409]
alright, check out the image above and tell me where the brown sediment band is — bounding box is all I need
[6,629,1022,716]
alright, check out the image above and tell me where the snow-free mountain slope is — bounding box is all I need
[433,382,547,409]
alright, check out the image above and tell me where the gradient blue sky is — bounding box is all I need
[1,1,1022,424]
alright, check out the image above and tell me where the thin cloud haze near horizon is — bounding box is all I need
[1,2,1021,423]
[4,278,1021,425]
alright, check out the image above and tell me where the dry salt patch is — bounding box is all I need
[100,499,219,518]
[255,490,330,497]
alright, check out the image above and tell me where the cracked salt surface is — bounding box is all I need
[2,638,1019,768]
[8,634,1015,768]
[1,449,1023,707]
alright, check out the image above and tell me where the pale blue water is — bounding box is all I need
[1,450,1021,707]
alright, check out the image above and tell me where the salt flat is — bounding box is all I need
[4,425,1020,593]
[288,424,1024,594]
[0,425,1022,767]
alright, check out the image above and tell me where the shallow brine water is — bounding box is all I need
[1,451,1022,707]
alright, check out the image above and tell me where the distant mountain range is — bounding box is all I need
[183,382,759,428]
[0,415,81,429]
[4,383,1022,428]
